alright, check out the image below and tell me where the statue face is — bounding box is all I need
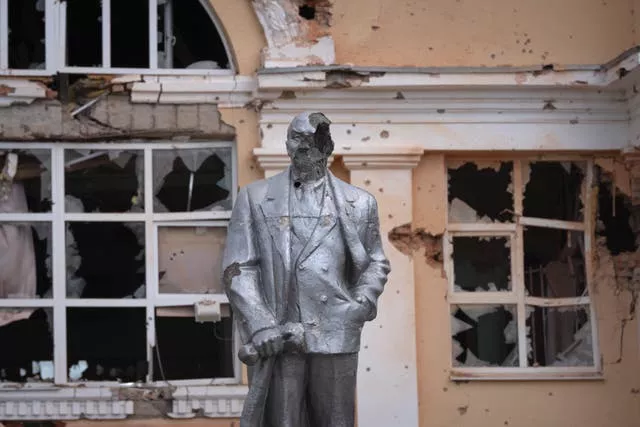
[286,113,332,176]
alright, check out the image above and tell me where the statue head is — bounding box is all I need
[286,112,334,181]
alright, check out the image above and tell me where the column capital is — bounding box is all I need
[341,145,423,170]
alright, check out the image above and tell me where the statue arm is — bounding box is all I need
[352,195,391,321]
[222,187,277,339]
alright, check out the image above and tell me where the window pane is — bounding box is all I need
[452,236,511,292]
[158,226,226,294]
[153,311,234,380]
[67,308,147,382]
[451,304,518,367]
[524,227,587,298]
[527,305,593,367]
[111,0,149,68]
[1,149,52,212]
[448,161,514,223]
[0,308,53,383]
[8,0,46,69]
[157,0,230,69]
[153,148,232,213]
[523,161,586,222]
[65,149,143,213]
[66,222,145,298]
[0,222,51,299]
[66,0,102,67]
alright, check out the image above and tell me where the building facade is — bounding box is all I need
[0,1,639,426]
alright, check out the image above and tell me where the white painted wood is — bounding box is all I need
[343,150,421,427]
[101,0,111,68]
[524,297,592,307]
[148,0,158,69]
[520,217,585,230]
[0,0,7,70]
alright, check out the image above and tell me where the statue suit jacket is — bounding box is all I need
[221,167,390,426]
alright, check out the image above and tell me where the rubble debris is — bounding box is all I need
[67,308,147,382]
[448,161,513,223]
[452,236,511,292]
[153,314,234,380]
[388,224,443,268]
[451,305,518,367]
[528,306,593,367]
[523,161,585,222]
[0,308,53,382]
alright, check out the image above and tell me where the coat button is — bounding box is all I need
[320,295,328,303]
[298,264,304,270]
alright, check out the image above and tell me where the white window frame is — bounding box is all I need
[0,141,241,390]
[0,0,235,77]
[445,157,602,381]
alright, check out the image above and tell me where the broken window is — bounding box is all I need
[0,142,236,387]
[447,158,597,377]
[153,310,234,380]
[153,147,232,213]
[64,0,230,70]
[452,235,511,292]
[452,305,518,367]
[448,161,513,223]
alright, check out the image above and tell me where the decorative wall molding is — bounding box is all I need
[168,385,247,419]
[0,388,133,420]
[341,146,423,170]
[257,87,630,152]
[254,148,335,175]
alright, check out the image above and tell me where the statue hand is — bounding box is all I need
[354,294,374,320]
[252,327,284,358]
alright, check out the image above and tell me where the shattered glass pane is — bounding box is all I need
[153,148,232,213]
[8,0,46,69]
[67,308,147,382]
[66,222,145,299]
[448,161,513,223]
[0,222,52,299]
[452,236,511,292]
[65,150,143,213]
[66,0,102,67]
[0,308,53,382]
[158,226,226,294]
[451,305,518,367]
[0,149,52,212]
[153,311,234,380]
[527,305,593,367]
[523,161,585,222]
[524,227,587,297]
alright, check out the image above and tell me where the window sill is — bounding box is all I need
[450,368,604,382]
[0,384,247,421]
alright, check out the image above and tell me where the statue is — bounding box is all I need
[222,111,390,427]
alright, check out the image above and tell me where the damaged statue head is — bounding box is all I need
[222,111,390,427]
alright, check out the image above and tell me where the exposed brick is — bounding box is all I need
[198,104,223,134]
[177,105,199,130]
[153,104,178,130]
[0,101,63,139]
[132,103,155,131]
[107,95,134,130]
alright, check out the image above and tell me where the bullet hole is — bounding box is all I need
[396,290,400,294]
[352,123,356,127]
[361,136,371,142]
[490,53,496,59]
[298,4,316,20]
[266,123,273,129]
[428,46,434,51]
[443,387,448,392]
[378,188,384,193]
[346,129,351,134]
[395,91,405,100]
[524,38,531,45]
[380,130,389,138]
[457,405,468,415]
[437,109,446,114]
[371,25,380,30]
[570,118,579,124]
[516,40,520,44]
[485,409,490,413]
[239,119,245,124]
[364,179,371,185]
[366,367,371,372]
[631,388,640,394]
[388,214,393,219]
[404,365,408,369]
[548,392,554,396]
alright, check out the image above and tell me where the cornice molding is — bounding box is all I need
[341,146,423,170]
[253,148,335,172]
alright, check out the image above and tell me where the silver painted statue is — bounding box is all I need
[222,112,390,427]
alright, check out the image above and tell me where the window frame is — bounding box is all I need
[0,0,236,76]
[445,157,602,381]
[0,141,240,389]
